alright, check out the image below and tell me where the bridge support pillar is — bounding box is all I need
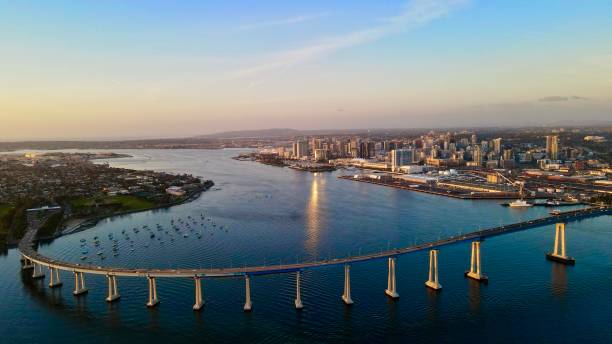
[21,257,34,270]
[342,264,353,305]
[105,274,120,302]
[193,276,204,311]
[295,271,303,309]
[425,250,442,290]
[73,271,88,295]
[465,242,488,283]
[546,223,575,265]
[32,263,45,279]
[146,275,159,307]
[243,275,252,312]
[48,267,62,288]
[385,257,399,299]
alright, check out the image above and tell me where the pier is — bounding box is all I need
[18,207,610,311]
[337,175,541,200]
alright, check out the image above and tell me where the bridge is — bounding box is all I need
[19,207,611,311]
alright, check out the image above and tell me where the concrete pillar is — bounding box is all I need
[49,267,63,288]
[244,275,252,312]
[21,257,34,270]
[425,250,442,290]
[342,264,353,305]
[105,274,120,302]
[32,263,45,279]
[385,257,399,298]
[295,271,303,309]
[546,223,575,264]
[73,271,88,295]
[465,242,488,282]
[146,275,159,307]
[193,276,204,311]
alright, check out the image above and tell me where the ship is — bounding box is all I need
[508,199,533,208]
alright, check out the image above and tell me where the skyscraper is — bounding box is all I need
[492,138,502,155]
[472,146,483,166]
[391,149,413,172]
[546,135,559,160]
[293,140,309,158]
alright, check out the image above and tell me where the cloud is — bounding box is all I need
[229,0,469,79]
[537,96,588,102]
[237,12,330,31]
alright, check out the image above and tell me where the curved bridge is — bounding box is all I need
[18,207,611,310]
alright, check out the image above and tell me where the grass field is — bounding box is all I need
[70,195,155,212]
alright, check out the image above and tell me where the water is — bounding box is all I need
[1,149,610,343]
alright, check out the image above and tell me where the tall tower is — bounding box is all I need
[546,135,559,160]
[473,146,482,166]
[492,138,502,155]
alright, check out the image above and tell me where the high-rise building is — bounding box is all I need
[481,140,488,153]
[492,138,502,155]
[391,149,413,172]
[503,148,514,161]
[546,135,559,160]
[293,140,309,158]
[471,134,478,145]
[472,146,483,166]
[314,149,328,162]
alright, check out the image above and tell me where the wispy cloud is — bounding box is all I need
[538,96,588,102]
[237,12,330,31]
[230,0,469,79]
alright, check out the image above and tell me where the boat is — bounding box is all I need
[509,199,533,208]
[80,256,87,260]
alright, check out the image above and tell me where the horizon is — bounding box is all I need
[2,0,612,140]
[1,124,611,143]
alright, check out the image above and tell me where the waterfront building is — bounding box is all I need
[166,186,186,196]
[314,149,329,162]
[391,149,413,172]
[293,140,309,158]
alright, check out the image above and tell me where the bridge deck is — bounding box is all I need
[19,207,610,278]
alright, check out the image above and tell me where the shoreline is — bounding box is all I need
[338,175,543,200]
[7,182,213,248]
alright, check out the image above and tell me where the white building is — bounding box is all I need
[166,186,186,196]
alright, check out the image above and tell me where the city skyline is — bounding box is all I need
[2,0,612,140]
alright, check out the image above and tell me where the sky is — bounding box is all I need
[1,0,611,140]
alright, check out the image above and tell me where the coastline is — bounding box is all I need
[8,181,214,247]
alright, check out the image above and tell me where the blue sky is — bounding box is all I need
[1,0,611,139]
